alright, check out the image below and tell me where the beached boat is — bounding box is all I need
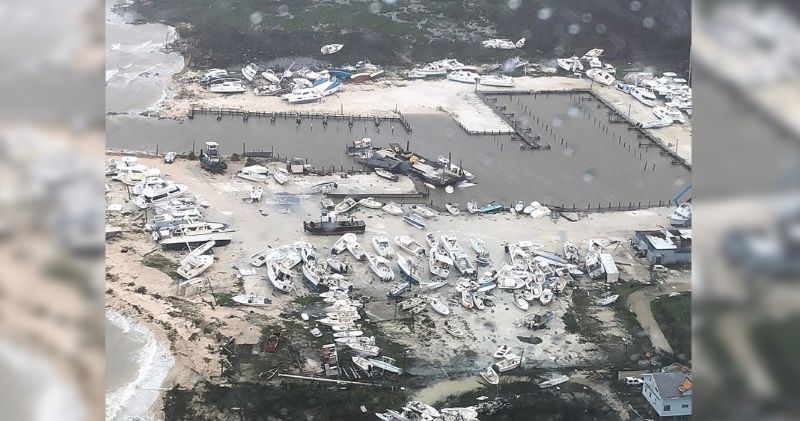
[473,294,485,310]
[157,222,233,250]
[387,281,411,298]
[200,69,228,84]
[479,74,514,87]
[301,261,324,289]
[351,356,374,372]
[326,258,349,274]
[461,290,474,309]
[208,81,246,93]
[372,235,396,258]
[402,214,427,230]
[556,56,583,72]
[331,233,356,254]
[367,356,403,375]
[539,288,553,305]
[492,354,523,372]
[366,252,394,281]
[599,293,620,306]
[668,202,692,226]
[447,70,480,84]
[273,168,288,184]
[513,295,530,311]
[428,297,450,315]
[410,204,436,218]
[277,252,302,274]
[445,203,460,216]
[303,211,366,235]
[382,202,403,216]
[134,183,188,209]
[406,401,441,419]
[469,238,488,255]
[320,43,344,55]
[653,106,686,123]
[429,248,453,278]
[332,330,364,338]
[466,201,479,214]
[347,343,380,357]
[236,165,269,183]
[420,280,448,291]
[232,294,271,306]
[538,375,569,388]
[266,261,295,293]
[393,236,425,256]
[375,168,399,181]
[425,233,439,249]
[480,366,500,385]
[358,197,383,209]
[444,323,465,338]
[177,253,214,280]
[564,241,580,263]
[241,63,259,81]
[346,241,367,261]
[479,201,504,214]
[333,197,359,214]
[582,48,604,60]
[493,345,512,359]
[131,176,170,196]
[631,87,657,107]
[481,38,517,49]
[396,254,424,284]
[285,91,322,104]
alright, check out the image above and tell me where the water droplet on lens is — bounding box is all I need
[674,177,686,187]
[568,24,581,35]
[596,24,606,34]
[581,13,592,23]
[537,7,553,20]
[508,0,521,10]
[250,12,263,25]
[642,17,655,28]
[582,170,596,183]
[553,117,563,128]
[370,2,381,13]
[278,5,289,16]
[630,1,642,12]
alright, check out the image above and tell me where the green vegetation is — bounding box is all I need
[651,293,691,358]
[134,286,147,294]
[142,253,182,280]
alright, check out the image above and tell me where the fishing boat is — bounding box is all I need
[461,290,474,309]
[599,292,620,306]
[425,233,439,249]
[539,288,554,305]
[538,375,569,388]
[134,183,188,209]
[481,38,517,49]
[346,241,367,261]
[326,258,349,274]
[157,222,233,250]
[372,236,396,258]
[387,281,411,298]
[492,354,523,372]
[447,70,480,84]
[375,168,399,181]
[444,323,465,338]
[394,236,425,256]
[493,345,512,359]
[429,248,453,278]
[410,204,436,218]
[406,68,447,79]
[358,197,383,209]
[303,211,366,235]
[382,202,403,216]
[479,74,514,87]
[332,233,356,254]
[445,203,460,216]
[208,81,247,93]
[366,252,394,281]
[266,261,295,293]
[479,201,504,214]
[473,294,485,310]
[334,197,359,213]
[396,254,424,284]
[668,202,692,226]
[480,366,500,385]
[631,87,657,107]
[402,214,427,230]
[466,201,479,214]
[513,295,529,311]
[352,356,374,372]
[273,168,289,184]
[428,297,450,315]
[232,294,271,306]
[320,43,344,55]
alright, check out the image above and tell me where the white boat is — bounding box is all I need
[320,43,344,55]
[273,168,289,184]
[493,345,512,359]
[513,295,529,311]
[639,118,674,129]
[461,290,474,309]
[466,201,479,214]
[515,37,526,48]
[396,255,424,284]
[260,69,281,84]
[480,366,500,385]
[374,168,398,181]
[586,68,615,86]
[410,204,436,218]
[358,197,383,209]
[372,236,395,258]
[394,236,425,256]
[347,343,380,357]
[237,164,269,182]
[132,176,170,196]
[232,294,271,306]
[285,91,322,104]
[539,288,553,305]
[425,233,439,249]
[492,354,523,372]
[604,63,617,74]
[292,77,313,89]
[334,197,359,213]
[241,63,259,81]
[653,106,686,124]
[447,70,480,84]
[582,48,604,60]
[208,81,246,93]
[406,401,440,418]
[599,293,620,306]
[429,248,453,278]
[420,280,448,290]
[367,356,403,375]
[668,202,692,226]
[157,222,233,249]
[631,87,657,107]
[277,252,302,275]
[346,241,367,261]
[333,330,364,338]
[481,38,517,49]
[445,203,460,216]
[177,254,214,279]
[428,297,450,315]
[473,294,486,310]
[116,165,160,186]
[382,202,403,216]
[469,238,488,255]
[200,69,228,83]
[556,56,583,72]
[326,258,349,273]
[479,74,514,87]
[564,241,580,263]
[352,356,374,372]
[538,375,569,388]
[266,261,295,293]
[331,233,355,254]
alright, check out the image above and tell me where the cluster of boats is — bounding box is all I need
[377,401,478,421]
[481,37,526,50]
[617,72,692,128]
[479,346,525,385]
[557,48,617,85]
[404,58,521,88]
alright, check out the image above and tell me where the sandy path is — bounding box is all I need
[626,281,692,354]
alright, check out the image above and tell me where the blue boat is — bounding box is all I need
[479,201,504,214]
[327,69,352,80]
[402,214,426,230]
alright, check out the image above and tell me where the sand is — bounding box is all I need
[105,156,684,417]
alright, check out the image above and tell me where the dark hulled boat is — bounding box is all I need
[303,211,366,235]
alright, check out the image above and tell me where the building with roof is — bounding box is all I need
[642,371,693,418]
[633,229,692,265]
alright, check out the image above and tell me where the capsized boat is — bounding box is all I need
[382,202,403,216]
[397,254,424,284]
[366,252,395,281]
[428,297,450,315]
[394,236,425,256]
[480,366,500,385]
[402,214,427,230]
[372,235,396,258]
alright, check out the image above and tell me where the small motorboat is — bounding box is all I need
[321,43,344,55]
[371,235,396,258]
[266,261,295,293]
[538,375,569,388]
[447,70,480,84]
[514,201,525,213]
[479,74,514,87]
[273,168,289,185]
[402,214,427,230]
[466,201,479,214]
[366,252,395,281]
[163,152,177,164]
[445,202,460,216]
[346,241,367,261]
[479,201,504,214]
[332,330,364,338]
[382,202,403,216]
[480,366,500,385]
[494,345,512,359]
[469,238,488,255]
[387,281,411,298]
[473,294,485,310]
[358,197,383,209]
[347,343,381,357]
[375,168,399,181]
[232,294,271,306]
[428,297,451,315]
[522,290,535,301]
[397,254,424,284]
[514,294,530,311]
[461,290,474,309]
[444,323,465,338]
[410,204,436,218]
[177,254,214,280]
[492,354,523,372]
[599,292,620,306]
[208,81,246,94]
[429,248,453,278]
[425,233,439,249]
[326,258,349,274]
[331,233,356,254]
[539,288,554,305]
[352,356,374,372]
[334,197,359,213]
[420,280,448,290]
[394,236,425,256]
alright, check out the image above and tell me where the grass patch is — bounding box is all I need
[651,293,691,358]
[142,253,182,280]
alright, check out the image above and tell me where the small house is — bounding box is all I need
[633,229,692,265]
[642,371,692,418]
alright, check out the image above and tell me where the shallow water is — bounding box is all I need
[107,92,689,207]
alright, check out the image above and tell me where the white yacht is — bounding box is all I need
[630,87,657,107]
[241,63,259,82]
[208,81,246,94]
[285,91,322,104]
[668,202,692,227]
[556,56,583,72]
[653,106,686,124]
[585,68,615,86]
[479,74,514,87]
[447,70,480,84]
[134,183,188,209]
[157,222,234,250]
[320,44,344,55]
[481,38,516,49]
